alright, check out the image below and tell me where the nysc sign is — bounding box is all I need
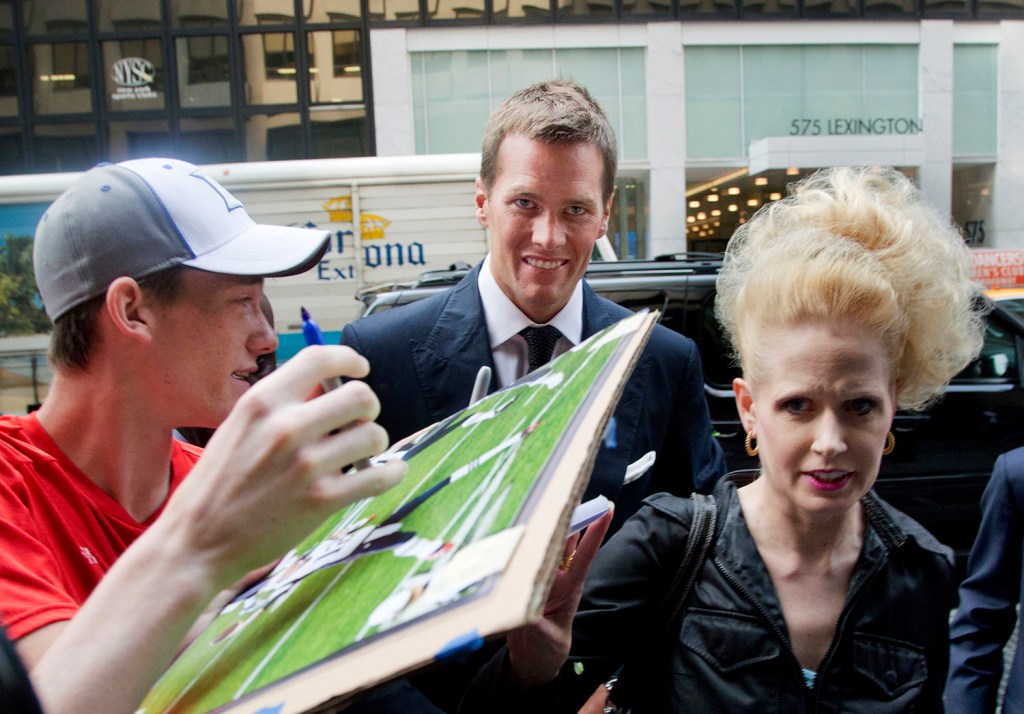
[110,57,158,102]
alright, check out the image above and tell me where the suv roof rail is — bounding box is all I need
[653,252,724,263]
[411,261,473,288]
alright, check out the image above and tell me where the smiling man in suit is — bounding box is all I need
[342,79,725,537]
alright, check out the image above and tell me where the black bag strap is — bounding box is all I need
[659,492,717,638]
[606,493,717,711]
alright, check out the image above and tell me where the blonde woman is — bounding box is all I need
[463,166,985,712]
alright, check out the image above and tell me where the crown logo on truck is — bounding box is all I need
[322,196,391,240]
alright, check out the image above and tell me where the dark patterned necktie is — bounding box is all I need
[519,325,562,374]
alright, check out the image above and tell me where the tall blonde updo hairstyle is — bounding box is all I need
[715,165,985,412]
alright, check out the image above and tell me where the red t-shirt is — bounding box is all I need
[0,413,201,640]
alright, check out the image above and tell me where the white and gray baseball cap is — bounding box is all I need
[33,158,330,321]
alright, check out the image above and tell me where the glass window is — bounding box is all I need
[608,174,647,258]
[245,111,302,159]
[742,0,795,17]
[954,45,997,157]
[863,45,919,117]
[429,0,485,20]
[0,1,12,33]
[977,0,1024,13]
[864,0,917,15]
[171,0,230,27]
[30,42,92,115]
[488,49,555,99]
[688,45,919,161]
[237,0,296,24]
[241,32,299,105]
[924,0,969,14]
[621,0,673,15]
[680,0,733,16]
[685,46,742,159]
[698,294,739,388]
[557,48,647,161]
[559,0,614,19]
[0,44,16,118]
[309,0,365,21]
[310,106,368,157]
[954,312,1018,383]
[177,36,231,108]
[619,50,647,161]
[20,1,89,35]
[493,0,551,19]
[107,118,172,161]
[177,116,243,163]
[103,39,166,112]
[307,30,362,104]
[412,48,646,160]
[802,0,856,17]
[262,32,298,80]
[377,0,422,20]
[952,164,993,245]
[96,0,162,32]
[800,46,865,118]
[0,126,25,174]
[412,51,490,153]
[744,46,807,143]
[31,123,98,171]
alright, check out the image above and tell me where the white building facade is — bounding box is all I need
[371,20,1024,254]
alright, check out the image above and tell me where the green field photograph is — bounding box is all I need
[139,312,653,714]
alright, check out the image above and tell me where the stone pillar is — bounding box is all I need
[992,21,1024,248]
[918,20,954,219]
[371,29,417,156]
[645,23,688,258]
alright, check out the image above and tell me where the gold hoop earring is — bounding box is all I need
[745,430,759,457]
[882,431,895,456]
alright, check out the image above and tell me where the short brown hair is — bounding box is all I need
[479,79,618,201]
[49,266,188,371]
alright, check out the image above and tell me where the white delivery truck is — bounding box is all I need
[0,154,488,343]
[0,154,489,411]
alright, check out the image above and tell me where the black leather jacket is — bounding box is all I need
[463,472,955,713]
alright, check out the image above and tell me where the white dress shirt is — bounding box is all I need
[477,254,583,388]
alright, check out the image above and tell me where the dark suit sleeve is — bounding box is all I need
[340,321,364,354]
[945,451,1024,713]
[651,338,726,496]
[339,312,431,445]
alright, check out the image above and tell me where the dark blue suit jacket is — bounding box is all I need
[342,263,726,533]
[946,447,1024,713]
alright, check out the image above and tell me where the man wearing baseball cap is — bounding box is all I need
[0,159,407,713]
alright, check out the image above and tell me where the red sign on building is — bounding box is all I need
[971,249,1024,289]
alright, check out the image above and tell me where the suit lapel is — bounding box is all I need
[410,264,498,424]
[581,282,612,338]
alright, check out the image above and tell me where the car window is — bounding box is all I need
[697,293,739,388]
[594,289,669,321]
[996,297,1024,322]
[953,310,1019,383]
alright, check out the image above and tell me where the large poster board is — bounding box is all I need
[140,311,657,714]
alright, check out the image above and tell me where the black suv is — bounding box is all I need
[356,255,1024,574]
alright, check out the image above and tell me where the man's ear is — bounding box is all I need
[733,377,756,433]
[599,190,615,236]
[104,277,154,344]
[474,177,489,228]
